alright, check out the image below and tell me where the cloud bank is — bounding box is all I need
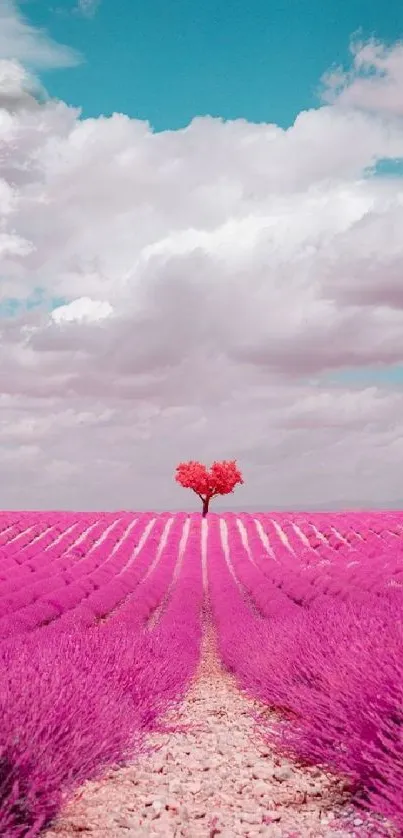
[1,17,403,510]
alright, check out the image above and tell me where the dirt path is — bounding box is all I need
[43,627,383,838]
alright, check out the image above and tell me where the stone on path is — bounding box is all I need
[43,628,395,838]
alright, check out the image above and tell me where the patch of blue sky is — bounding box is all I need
[320,365,403,388]
[28,0,403,132]
[0,289,67,318]
[365,157,403,179]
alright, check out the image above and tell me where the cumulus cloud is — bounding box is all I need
[51,297,113,324]
[322,38,403,116]
[0,59,44,111]
[0,0,80,69]
[2,18,403,509]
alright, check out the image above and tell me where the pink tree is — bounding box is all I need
[175,460,244,517]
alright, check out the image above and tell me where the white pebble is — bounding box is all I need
[273,766,292,781]
[240,811,262,825]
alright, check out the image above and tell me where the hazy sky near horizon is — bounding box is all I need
[1,0,403,511]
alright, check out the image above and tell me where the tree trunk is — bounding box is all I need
[202,497,209,517]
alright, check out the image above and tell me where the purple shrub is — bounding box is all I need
[209,511,403,834]
[0,629,139,835]
[0,511,203,836]
[0,620,200,836]
[1,508,403,835]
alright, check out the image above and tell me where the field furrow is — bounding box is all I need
[0,510,402,837]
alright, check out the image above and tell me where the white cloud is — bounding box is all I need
[51,297,113,324]
[76,0,101,18]
[0,58,43,111]
[2,29,403,509]
[322,39,403,116]
[0,0,80,69]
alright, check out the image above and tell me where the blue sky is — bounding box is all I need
[27,0,403,130]
[326,366,403,387]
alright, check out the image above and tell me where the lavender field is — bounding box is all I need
[1,510,403,837]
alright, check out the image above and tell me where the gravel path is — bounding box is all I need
[44,628,396,838]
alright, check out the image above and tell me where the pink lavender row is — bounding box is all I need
[206,515,265,670]
[0,515,47,545]
[0,627,198,837]
[236,512,322,567]
[252,537,403,608]
[0,512,136,563]
[102,513,188,632]
[0,516,125,635]
[209,518,403,834]
[223,516,299,619]
[141,514,203,705]
[251,514,312,568]
[0,512,102,549]
[0,514,164,638]
[265,512,399,550]
[237,515,403,607]
[288,510,403,528]
[39,513,184,634]
[236,514,345,581]
[0,518,102,584]
[0,519,104,629]
[0,510,123,527]
[251,513,394,557]
[0,517,102,580]
[290,511,403,541]
[243,513,340,563]
[301,526,399,554]
[0,518,110,580]
[0,523,54,558]
[46,513,160,630]
[260,598,403,833]
[0,518,202,837]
